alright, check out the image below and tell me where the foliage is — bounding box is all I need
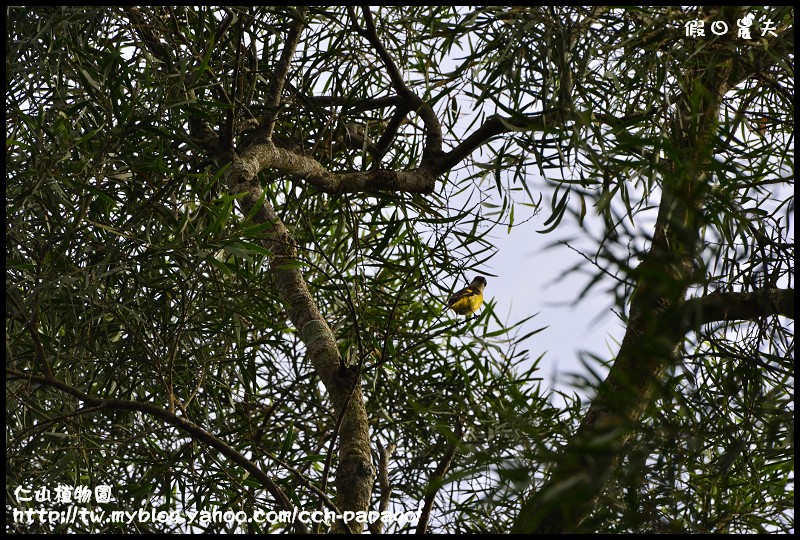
[6,6,793,533]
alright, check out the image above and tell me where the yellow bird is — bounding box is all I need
[446,276,488,316]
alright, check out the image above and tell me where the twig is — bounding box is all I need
[369,441,396,534]
[415,415,463,534]
[262,7,308,141]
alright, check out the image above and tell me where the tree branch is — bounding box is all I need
[294,92,405,113]
[261,7,308,142]
[682,288,795,330]
[6,368,309,534]
[227,166,375,533]
[415,415,463,534]
[127,7,171,65]
[513,9,750,530]
[727,21,794,89]
[368,441,396,534]
[371,105,412,167]
[350,7,443,163]
[431,113,549,175]
[25,313,54,379]
[236,141,436,193]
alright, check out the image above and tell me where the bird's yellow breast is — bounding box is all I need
[448,288,483,315]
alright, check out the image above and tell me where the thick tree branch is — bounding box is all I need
[243,95,607,195]
[235,111,550,195]
[682,288,795,329]
[227,164,375,533]
[237,141,437,193]
[6,368,309,534]
[514,8,752,532]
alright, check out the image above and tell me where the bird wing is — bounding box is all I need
[447,286,479,307]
